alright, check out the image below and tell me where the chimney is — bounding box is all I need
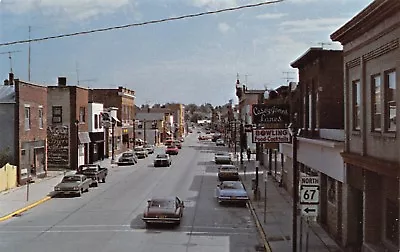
[58,77,67,86]
[8,73,14,85]
[4,79,9,85]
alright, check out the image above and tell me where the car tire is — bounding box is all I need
[94,181,99,187]
[77,189,82,197]
[102,177,106,183]
[145,222,151,228]
[85,187,89,192]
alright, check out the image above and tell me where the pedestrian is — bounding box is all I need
[246,148,251,161]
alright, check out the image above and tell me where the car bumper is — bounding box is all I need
[55,190,80,195]
[142,217,180,223]
[118,162,135,165]
[154,162,169,167]
[215,159,231,164]
[166,151,178,155]
[218,196,249,203]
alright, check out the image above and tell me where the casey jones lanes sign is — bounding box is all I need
[252,128,291,143]
[251,104,290,124]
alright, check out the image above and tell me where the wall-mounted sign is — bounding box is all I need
[252,128,291,143]
[47,125,69,168]
[251,104,290,124]
[244,124,253,132]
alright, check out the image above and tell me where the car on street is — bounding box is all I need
[54,174,92,197]
[216,181,249,205]
[214,152,232,164]
[118,152,138,165]
[174,140,182,149]
[142,197,185,226]
[166,145,179,155]
[154,153,172,167]
[216,139,225,146]
[76,164,108,186]
[218,165,239,181]
[134,146,149,159]
[144,144,155,154]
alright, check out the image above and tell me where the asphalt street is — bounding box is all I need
[0,133,263,252]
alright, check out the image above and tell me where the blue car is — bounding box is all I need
[216,181,249,206]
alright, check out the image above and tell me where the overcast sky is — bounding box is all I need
[0,0,371,106]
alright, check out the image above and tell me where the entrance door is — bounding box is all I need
[34,147,45,176]
[354,188,363,251]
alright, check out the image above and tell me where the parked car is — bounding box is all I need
[218,165,239,181]
[174,140,182,149]
[216,139,225,146]
[166,145,179,155]
[165,139,174,147]
[212,134,221,142]
[142,197,185,226]
[54,174,92,197]
[76,164,108,186]
[214,152,232,164]
[154,154,172,167]
[178,137,184,142]
[134,146,148,159]
[118,152,138,165]
[144,144,155,154]
[216,181,248,205]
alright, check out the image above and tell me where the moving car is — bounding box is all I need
[142,197,185,226]
[118,152,138,165]
[216,181,249,205]
[216,139,225,146]
[134,146,148,159]
[154,154,172,167]
[214,152,232,164]
[54,174,92,197]
[218,165,239,181]
[166,145,179,155]
[144,144,155,154]
[76,164,108,186]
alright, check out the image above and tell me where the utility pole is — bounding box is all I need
[0,50,21,73]
[28,26,31,81]
[282,71,295,84]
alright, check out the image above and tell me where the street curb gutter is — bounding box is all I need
[0,196,52,222]
[242,180,272,252]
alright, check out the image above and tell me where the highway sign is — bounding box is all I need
[300,175,319,186]
[301,204,318,217]
[300,185,319,204]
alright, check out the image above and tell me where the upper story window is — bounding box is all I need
[52,106,62,124]
[385,70,396,132]
[38,107,43,129]
[352,80,361,131]
[24,106,30,131]
[94,114,99,129]
[79,107,86,123]
[371,75,382,131]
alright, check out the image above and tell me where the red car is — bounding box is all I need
[166,145,179,155]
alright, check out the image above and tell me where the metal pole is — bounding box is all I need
[144,121,147,143]
[274,149,277,177]
[268,148,272,175]
[111,121,115,162]
[300,216,303,252]
[26,178,30,202]
[234,121,237,156]
[280,153,284,187]
[240,121,244,165]
[264,172,267,223]
[133,120,136,149]
[292,132,299,252]
[305,218,310,252]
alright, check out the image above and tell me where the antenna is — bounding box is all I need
[282,71,295,84]
[0,50,22,73]
[318,42,332,49]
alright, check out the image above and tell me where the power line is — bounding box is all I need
[0,0,284,47]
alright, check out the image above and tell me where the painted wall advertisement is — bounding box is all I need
[252,128,291,143]
[47,125,70,167]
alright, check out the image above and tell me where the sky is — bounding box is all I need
[0,0,372,106]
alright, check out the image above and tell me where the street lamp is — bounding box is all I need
[111,118,116,162]
[288,121,300,252]
[75,120,79,170]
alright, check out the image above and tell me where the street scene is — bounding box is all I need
[1,1,399,252]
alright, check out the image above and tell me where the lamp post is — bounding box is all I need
[75,120,79,170]
[111,118,116,162]
[240,120,244,165]
[288,121,300,252]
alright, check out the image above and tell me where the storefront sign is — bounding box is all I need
[251,104,290,124]
[252,128,291,143]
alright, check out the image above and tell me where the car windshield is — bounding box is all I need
[149,200,175,209]
[220,167,237,172]
[216,152,228,156]
[122,153,133,157]
[156,154,168,158]
[62,176,81,182]
[221,182,242,190]
[134,148,144,151]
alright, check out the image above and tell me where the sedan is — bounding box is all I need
[166,145,179,155]
[134,147,148,159]
[118,152,138,166]
[144,144,155,154]
[214,152,232,164]
[154,154,172,167]
[142,197,185,226]
[218,165,239,181]
[54,174,92,197]
[216,139,225,146]
[216,181,249,205]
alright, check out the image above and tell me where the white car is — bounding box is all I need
[214,152,232,164]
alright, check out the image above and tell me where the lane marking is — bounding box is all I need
[0,196,52,222]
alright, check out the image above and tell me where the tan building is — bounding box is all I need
[331,1,400,251]
[165,103,185,138]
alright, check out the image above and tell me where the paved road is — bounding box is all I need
[0,133,263,252]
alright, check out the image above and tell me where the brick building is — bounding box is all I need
[280,48,346,244]
[331,0,400,251]
[0,73,48,184]
[89,87,135,155]
[47,77,90,170]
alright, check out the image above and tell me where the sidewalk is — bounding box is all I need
[238,158,343,252]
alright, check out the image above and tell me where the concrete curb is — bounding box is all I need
[242,180,272,252]
[0,196,52,222]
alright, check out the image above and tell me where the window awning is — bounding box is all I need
[112,116,120,123]
[78,132,91,144]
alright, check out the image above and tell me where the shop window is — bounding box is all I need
[24,106,31,130]
[385,70,396,132]
[94,114,99,129]
[352,80,361,130]
[371,75,382,131]
[93,144,98,154]
[327,177,336,204]
[52,106,62,124]
[79,107,86,123]
[385,199,399,246]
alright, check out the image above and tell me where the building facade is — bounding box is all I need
[88,102,105,163]
[331,1,400,251]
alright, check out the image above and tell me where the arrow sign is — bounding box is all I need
[301,204,318,217]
